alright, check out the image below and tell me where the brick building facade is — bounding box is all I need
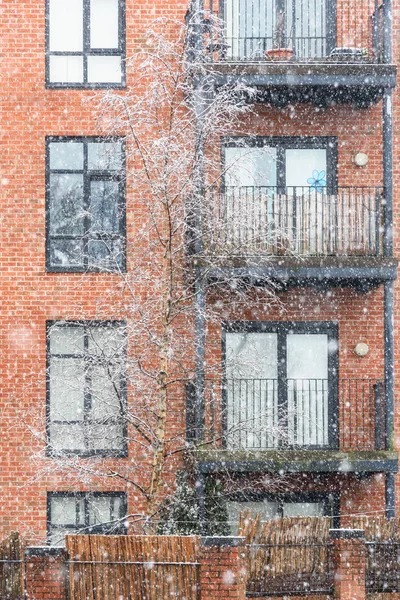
[1,0,399,543]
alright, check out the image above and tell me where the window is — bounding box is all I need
[46,137,126,272]
[223,0,335,59]
[223,321,338,450]
[224,137,337,191]
[226,492,339,534]
[48,492,127,546]
[46,0,125,87]
[47,321,127,456]
[221,137,338,255]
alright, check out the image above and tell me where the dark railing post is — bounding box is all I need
[374,381,382,450]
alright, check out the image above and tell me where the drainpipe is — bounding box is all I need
[382,0,395,517]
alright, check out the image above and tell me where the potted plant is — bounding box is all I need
[265,12,294,60]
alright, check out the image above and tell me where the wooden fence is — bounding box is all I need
[0,532,24,600]
[239,514,334,597]
[66,535,200,600]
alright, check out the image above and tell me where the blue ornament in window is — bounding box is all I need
[306,170,327,192]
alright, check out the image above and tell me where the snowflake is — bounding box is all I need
[306,169,326,192]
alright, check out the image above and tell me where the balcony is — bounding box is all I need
[195,186,397,286]
[189,0,396,106]
[186,378,398,473]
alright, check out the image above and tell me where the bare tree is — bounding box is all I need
[19,14,290,539]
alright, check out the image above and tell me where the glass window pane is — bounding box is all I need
[112,497,121,517]
[287,334,328,379]
[285,149,327,188]
[87,55,122,83]
[51,496,77,525]
[88,142,122,171]
[227,501,279,533]
[226,332,278,379]
[49,528,71,547]
[49,0,83,51]
[49,143,84,171]
[225,147,277,187]
[89,497,112,525]
[50,357,85,420]
[225,0,274,58]
[283,502,324,517]
[49,174,84,235]
[87,240,113,269]
[294,0,326,58]
[88,326,125,357]
[89,424,124,450]
[49,423,86,451]
[90,365,121,416]
[87,239,124,269]
[50,326,84,354]
[49,56,84,84]
[90,0,119,49]
[49,239,84,268]
[90,181,119,232]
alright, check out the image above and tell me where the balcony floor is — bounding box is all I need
[206,62,397,107]
[194,256,398,289]
[194,448,399,474]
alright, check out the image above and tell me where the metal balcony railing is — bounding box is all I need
[203,186,384,257]
[192,0,389,64]
[186,378,385,451]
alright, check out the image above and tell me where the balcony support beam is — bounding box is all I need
[195,451,398,474]
[204,263,397,288]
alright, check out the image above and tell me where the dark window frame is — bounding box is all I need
[222,320,339,449]
[47,491,128,544]
[226,490,340,528]
[45,136,126,273]
[219,0,337,59]
[46,320,128,458]
[222,136,338,193]
[45,0,126,89]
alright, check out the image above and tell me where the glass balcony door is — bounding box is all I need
[223,0,333,60]
[224,322,338,450]
[222,139,336,254]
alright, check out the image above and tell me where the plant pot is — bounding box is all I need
[265,48,294,61]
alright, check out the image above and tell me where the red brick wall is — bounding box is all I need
[330,531,366,600]
[0,0,398,543]
[199,538,246,600]
[25,548,68,600]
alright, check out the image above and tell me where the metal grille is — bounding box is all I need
[366,542,400,593]
[246,542,334,597]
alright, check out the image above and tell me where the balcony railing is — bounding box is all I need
[203,186,384,257]
[197,0,388,64]
[187,378,385,451]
